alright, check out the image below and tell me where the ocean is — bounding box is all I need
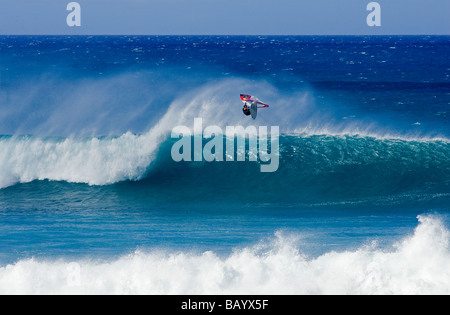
[0,35,449,294]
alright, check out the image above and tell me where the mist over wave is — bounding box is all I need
[0,215,448,295]
[1,77,448,190]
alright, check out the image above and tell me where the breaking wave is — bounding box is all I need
[1,79,449,196]
[0,132,159,189]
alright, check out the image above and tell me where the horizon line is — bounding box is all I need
[1,33,449,36]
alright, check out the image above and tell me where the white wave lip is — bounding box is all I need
[0,215,449,295]
[0,132,158,188]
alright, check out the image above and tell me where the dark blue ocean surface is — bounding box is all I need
[0,36,449,294]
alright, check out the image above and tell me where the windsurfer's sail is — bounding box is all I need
[240,94,269,108]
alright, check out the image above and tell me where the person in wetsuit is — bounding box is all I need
[242,104,251,116]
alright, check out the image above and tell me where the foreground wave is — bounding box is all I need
[0,215,448,295]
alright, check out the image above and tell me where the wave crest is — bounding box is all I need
[0,132,158,188]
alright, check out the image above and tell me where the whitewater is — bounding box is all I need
[1,215,449,295]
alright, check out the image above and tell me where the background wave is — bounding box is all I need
[1,77,448,193]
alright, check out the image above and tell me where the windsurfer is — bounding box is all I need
[242,104,251,116]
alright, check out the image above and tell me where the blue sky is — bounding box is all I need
[0,0,449,35]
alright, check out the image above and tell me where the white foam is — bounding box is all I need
[1,214,448,295]
[0,132,160,188]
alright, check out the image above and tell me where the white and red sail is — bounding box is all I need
[240,94,269,108]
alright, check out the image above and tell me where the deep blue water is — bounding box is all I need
[0,36,449,294]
